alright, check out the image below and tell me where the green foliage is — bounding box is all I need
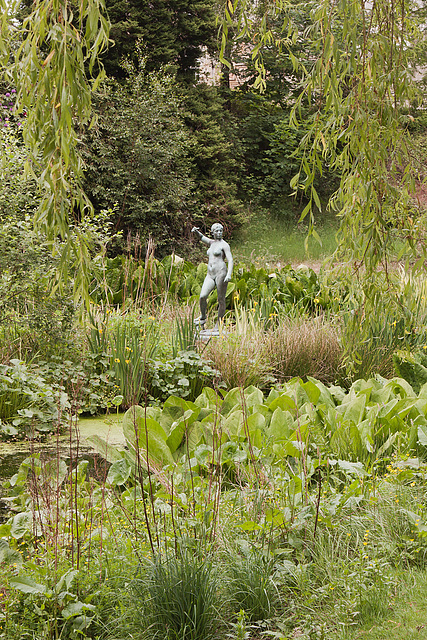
[150,350,221,402]
[182,84,244,233]
[110,318,159,408]
[227,551,280,622]
[0,360,70,437]
[90,252,329,318]
[393,349,427,395]
[89,375,427,474]
[0,90,39,222]
[99,0,217,82]
[6,378,427,638]
[38,355,117,416]
[82,59,194,256]
[1,0,110,305]
[340,270,427,384]
[231,92,338,218]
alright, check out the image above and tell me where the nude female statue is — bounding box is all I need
[191,223,233,328]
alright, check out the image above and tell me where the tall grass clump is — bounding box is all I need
[132,551,220,640]
[226,550,280,623]
[266,316,343,385]
[203,310,273,389]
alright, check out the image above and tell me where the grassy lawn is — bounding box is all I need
[233,210,339,266]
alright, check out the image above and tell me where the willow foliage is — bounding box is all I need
[0,0,110,304]
[220,0,425,272]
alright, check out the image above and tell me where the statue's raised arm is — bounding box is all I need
[192,223,233,329]
[191,226,211,245]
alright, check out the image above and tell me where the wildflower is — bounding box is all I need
[114,358,120,363]
[125,360,130,364]
[314,298,320,304]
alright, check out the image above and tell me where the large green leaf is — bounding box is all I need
[86,434,124,464]
[123,406,174,467]
[244,386,264,407]
[107,459,132,486]
[221,388,244,417]
[268,394,297,415]
[166,409,194,453]
[267,407,295,441]
[306,377,335,406]
[10,576,47,595]
[160,396,199,430]
[338,395,367,425]
[10,512,32,540]
[0,540,22,567]
[223,409,244,438]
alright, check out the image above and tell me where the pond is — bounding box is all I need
[0,413,126,520]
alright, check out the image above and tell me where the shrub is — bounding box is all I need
[149,351,221,402]
[0,360,70,437]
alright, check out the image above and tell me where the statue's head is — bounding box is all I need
[211,223,223,237]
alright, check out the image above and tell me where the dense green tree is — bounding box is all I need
[182,84,244,234]
[99,0,218,81]
[82,59,194,256]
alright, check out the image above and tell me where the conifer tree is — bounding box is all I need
[100,0,218,81]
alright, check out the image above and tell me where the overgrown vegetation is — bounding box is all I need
[3,0,427,637]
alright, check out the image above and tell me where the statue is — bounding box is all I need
[191,223,233,330]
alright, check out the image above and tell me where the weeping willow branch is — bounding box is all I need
[0,0,110,305]
[219,0,426,273]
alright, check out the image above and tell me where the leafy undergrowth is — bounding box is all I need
[2,376,427,638]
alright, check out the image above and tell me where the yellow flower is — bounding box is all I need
[125,359,130,364]
[314,298,320,304]
[115,358,120,363]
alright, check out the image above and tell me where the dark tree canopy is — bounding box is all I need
[101,0,218,80]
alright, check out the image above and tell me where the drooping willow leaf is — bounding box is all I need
[0,0,110,304]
